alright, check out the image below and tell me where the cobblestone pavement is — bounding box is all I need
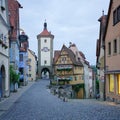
[0,79,120,120]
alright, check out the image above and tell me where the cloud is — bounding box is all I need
[18,0,110,65]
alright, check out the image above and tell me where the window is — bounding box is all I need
[108,42,111,55]
[113,10,118,25]
[117,74,120,94]
[118,6,120,21]
[29,74,31,77]
[44,39,47,43]
[61,57,66,63]
[20,54,23,61]
[113,39,117,53]
[109,74,114,92]
[75,76,77,81]
[0,0,2,6]
[113,6,120,25]
[0,0,5,11]
[44,60,47,64]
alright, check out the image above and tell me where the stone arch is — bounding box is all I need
[41,68,50,79]
[0,65,5,97]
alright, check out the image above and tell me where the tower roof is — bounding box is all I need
[37,22,54,38]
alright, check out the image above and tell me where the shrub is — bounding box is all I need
[10,65,20,84]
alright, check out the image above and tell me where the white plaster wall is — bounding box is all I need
[28,50,36,81]
[0,54,9,93]
[0,0,9,96]
[40,37,51,66]
[0,0,7,23]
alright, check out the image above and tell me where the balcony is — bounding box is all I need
[57,65,72,71]
[57,76,72,81]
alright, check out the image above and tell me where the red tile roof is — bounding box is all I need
[37,22,54,38]
[8,0,22,41]
[54,50,61,63]
[40,29,51,36]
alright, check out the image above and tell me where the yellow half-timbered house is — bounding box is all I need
[54,45,84,99]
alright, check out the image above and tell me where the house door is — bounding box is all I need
[0,71,2,98]
[0,65,5,97]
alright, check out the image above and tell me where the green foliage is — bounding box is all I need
[10,65,20,84]
[96,80,99,90]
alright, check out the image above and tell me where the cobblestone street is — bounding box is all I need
[0,79,120,120]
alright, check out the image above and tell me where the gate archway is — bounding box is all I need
[41,68,50,79]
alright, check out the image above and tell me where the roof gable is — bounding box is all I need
[54,44,83,66]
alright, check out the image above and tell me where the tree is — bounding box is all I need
[10,65,19,85]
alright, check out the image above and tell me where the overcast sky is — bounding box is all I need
[18,0,110,65]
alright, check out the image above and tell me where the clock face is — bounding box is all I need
[41,47,50,52]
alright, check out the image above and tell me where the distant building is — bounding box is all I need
[104,0,120,103]
[19,32,29,85]
[8,0,22,72]
[28,49,37,81]
[0,0,10,98]
[54,44,84,99]
[37,22,54,79]
[96,12,107,100]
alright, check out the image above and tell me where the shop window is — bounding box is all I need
[109,74,114,92]
[117,74,120,94]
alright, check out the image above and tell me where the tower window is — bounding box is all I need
[44,39,47,43]
[44,60,47,64]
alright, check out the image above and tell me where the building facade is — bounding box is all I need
[8,0,22,72]
[0,0,10,98]
[96,12,107,100]
[104,0,120,103]
[19,32,29,85]
[28,49,37,81]
[69,43,91,98]
[54,45,84,99]
[37,22,54,79]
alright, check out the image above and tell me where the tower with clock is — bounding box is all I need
[37,21,54,79]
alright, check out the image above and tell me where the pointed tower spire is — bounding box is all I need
[44,19,47,30]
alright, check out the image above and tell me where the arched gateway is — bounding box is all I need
[37,22,54,79]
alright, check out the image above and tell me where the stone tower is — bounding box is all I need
[37,22,54,79]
